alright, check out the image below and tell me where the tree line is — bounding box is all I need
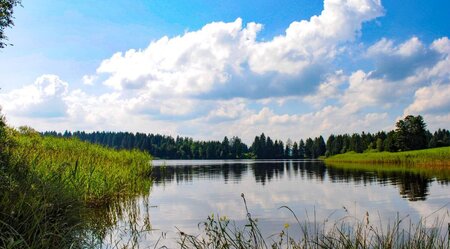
[325,115,449,156]
[43,115,449,159]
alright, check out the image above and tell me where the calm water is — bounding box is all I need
[102,160,450,247]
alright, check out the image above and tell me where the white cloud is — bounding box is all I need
[82,75,97,85]
[303,70,346,108]
[431,37,450,54]
[249,0,383,74]
[405,83,450,115]
[367,37,425,57]
[341,70,393,111]
[97,18,258,95]
[204,99,251,123]
[0,74,69,118]
[2,1,450,143]
[366,37,443,81]
[421,113,450,132]
[191,105,391,143]
[95,0,383,99]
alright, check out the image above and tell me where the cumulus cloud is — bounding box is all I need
[97,18,258,95]
[303,71,347,108]
[341,70,396,111]
[249,0,383,74]
[367,37,442,81]
[204,99,252,123]
[405,84,450,115]
[187,104,391,143]
[431,37,450,54]
[2,0,450,143]
[335,36,450,119]
[95,0,384,99]
[82,75,97,85]
[0,75,69,118]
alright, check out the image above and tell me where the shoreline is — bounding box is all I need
[324,146,450,167]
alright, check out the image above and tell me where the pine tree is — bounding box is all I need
[299,139,305,159]
[292,142,299,159]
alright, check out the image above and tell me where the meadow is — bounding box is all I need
[324,147,450,167]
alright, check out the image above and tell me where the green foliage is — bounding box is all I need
[304,138,314,158]
[299,139,305,159]
[314,136,326,157]
[291,142,299,159]
[324,146,450,167]
[0,123,152,248]
[44,131,250,160]
[384,130,398,152]
[395,115,428,151]
[41,115,449,161]
[0,0,21,48]
[10,128,152,204]
[325,115,448,157]
[429,128,450,148]
[376,137,384,152]
[45,131,331,160]
[246,133,326,159]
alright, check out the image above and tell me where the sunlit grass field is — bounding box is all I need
[324,146,450,167]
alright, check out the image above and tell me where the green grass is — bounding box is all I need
[0,126,152,248]
[11,127,152,205]
[179,213,450,249]
[324,146,450,167]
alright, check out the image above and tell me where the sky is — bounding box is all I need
[0,0,449,143]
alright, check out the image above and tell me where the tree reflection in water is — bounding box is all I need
[92,160,448,247]
[152,160,449,201]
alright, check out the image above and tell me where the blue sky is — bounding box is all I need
[1,0,449,142]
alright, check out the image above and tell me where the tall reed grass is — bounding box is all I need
[177,194,450,249]
[0,124,152,248]
[11,126,152,205]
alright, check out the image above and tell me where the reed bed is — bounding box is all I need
[0,125,152,248]
[11,127,152,205]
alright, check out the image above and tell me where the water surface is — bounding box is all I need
[104,160,450,247]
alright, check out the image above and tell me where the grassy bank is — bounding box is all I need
[324,146,450,167]
[0,125,152,248]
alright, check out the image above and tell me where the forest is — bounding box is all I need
[43,115,450,160]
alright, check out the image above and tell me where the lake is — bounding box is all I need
[101,160,450,247]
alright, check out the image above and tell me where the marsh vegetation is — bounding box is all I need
[0,117,152,248]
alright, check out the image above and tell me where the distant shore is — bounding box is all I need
[324,146,450,167]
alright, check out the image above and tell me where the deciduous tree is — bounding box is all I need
[395,115,427,151]
[1,0,21,48]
